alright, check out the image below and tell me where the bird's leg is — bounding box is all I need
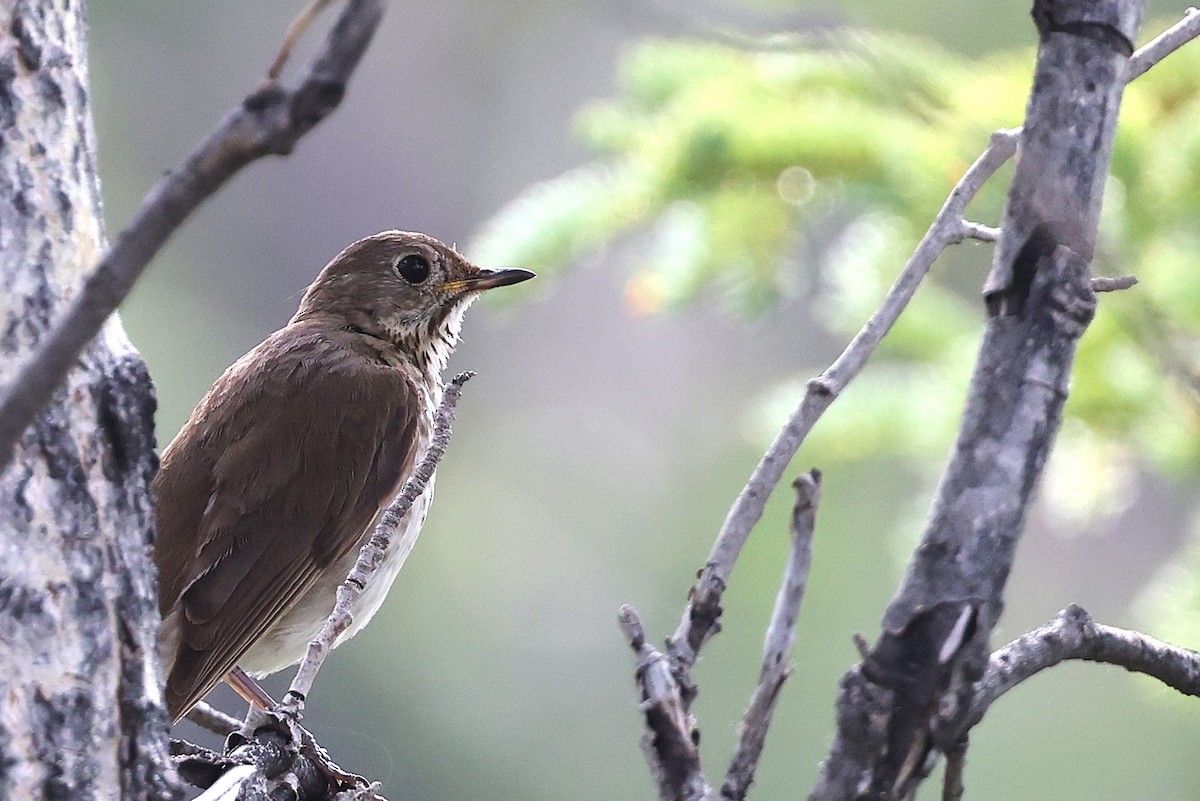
[226,666,279,713]
[224,668,372,792]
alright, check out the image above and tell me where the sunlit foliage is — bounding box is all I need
[473,27,1200,487]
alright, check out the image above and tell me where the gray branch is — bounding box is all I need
[664,6,1200,686]
[810,2,1144,799]
[1127,6,1200,80]
[665,128,1018,677]
[618,605,709,801]
[0,0,387,470]
[961,604,1200,733]
[1090,274,1138,292]
[722,471,821,801]
[620,471,824,801]
[628,10,1200,801]
[185,703,242,738]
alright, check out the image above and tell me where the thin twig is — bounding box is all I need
[956,221,1001,243]
[665,130,1018,673]
[169,738,220,759]
[959,604,1200,735]
[722,470,821,801]
[267,0,342,80]
[1090,274,1138,292]
[283,372,474,710]
[185,702,241,737]
[1128,6,1200,80]
[618,605,709,801]
[0,0,386,470]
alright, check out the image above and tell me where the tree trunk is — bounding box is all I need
[0,1,175,798]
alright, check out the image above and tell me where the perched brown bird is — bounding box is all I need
[153,231,533,722]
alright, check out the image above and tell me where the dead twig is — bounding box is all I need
[665,129,1018,676]
[177,368,472,801]
[960,604,1200,734]
[1090,274,1138,292]
[722,471,821,801]
[1128,6,1200,80]
[941,738,967,801]
[666,6,1200,683]
[267,0,343,80]
[185,702,241,738]
[618,605,708,801]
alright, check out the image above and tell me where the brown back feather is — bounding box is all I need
[153,322,421,721]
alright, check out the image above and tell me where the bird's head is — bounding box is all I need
[293,230,534,371]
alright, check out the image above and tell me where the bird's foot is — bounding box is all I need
[227,707,377,797]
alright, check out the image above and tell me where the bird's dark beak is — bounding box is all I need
[467,267,536,291]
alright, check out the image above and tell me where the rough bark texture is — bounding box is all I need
[0,1,175,799]
[808,1,1143,799]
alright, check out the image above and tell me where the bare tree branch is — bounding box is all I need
[186,702,241,738]
[665,130,1018,675]
[811,2,1144,798]
[960,604,1200,733]
[176,719,385,801]
[175,373,472,800]
[0,0,387,470]
[956,221,1002,243]
[615,7,1200,801]
[1128,5,1200,80]
[284,372,474,711]
[722,471,821,801]
[663,8,1200,684]
[1090,274,1138,292]
[618,605,709,801]
[268,0,343,81]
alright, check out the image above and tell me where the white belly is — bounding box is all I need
[239,476,435,677]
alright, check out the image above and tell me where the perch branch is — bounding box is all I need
[175,718,386,801]
[960,604,1200,733]
[722,471,821,801]
[282,372,474,711]
[0,0,387,470]
[176,369,475,799]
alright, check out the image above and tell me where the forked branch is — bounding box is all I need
[622,473,823,801]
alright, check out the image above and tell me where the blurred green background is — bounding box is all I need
[91,2,1199,799]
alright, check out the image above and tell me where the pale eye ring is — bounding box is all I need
[394,254,431,284]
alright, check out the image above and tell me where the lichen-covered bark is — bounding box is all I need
[0,1,175,799]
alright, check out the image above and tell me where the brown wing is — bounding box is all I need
[152,325,421,721]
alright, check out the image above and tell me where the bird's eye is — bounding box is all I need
[394,254,430,285]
